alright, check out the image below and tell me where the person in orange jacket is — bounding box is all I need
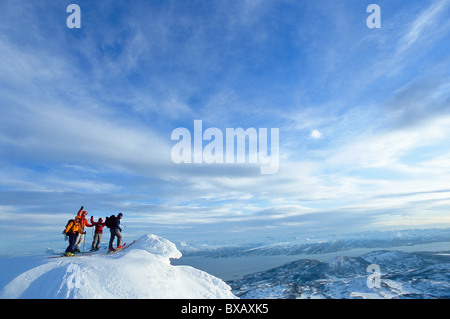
[73,208,93,253]
[62,216,82,256]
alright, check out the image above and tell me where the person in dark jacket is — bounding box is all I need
[108,213,123,251]
[90,216,105,251]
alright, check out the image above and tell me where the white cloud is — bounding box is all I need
[326,114,450,169]
[310,129,322,139]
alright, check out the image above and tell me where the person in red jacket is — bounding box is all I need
[90,216,106,251]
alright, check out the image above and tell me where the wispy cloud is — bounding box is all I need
[397,0,450,54]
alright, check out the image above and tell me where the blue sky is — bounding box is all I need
[1,0,450,256]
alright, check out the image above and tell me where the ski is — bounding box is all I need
[48,252,92,259]
[89,246,108,252]
[105,240,136,255]
[53,251,92,256]
[51,246,107,257]
[48,241,136,258]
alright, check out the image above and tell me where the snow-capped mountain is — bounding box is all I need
[0,234,236,299]
[227,250,450,299]
[179,228,450,258]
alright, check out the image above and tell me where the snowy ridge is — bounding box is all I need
[0,234,236,299]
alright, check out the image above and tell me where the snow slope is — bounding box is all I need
[0,234,237,299]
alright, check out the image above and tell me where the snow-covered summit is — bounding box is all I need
[0,234,237,299]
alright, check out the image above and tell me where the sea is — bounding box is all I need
[171,241,450,281]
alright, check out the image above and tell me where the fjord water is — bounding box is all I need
[172,241,450,281]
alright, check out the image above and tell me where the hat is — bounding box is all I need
[118,213,123,218]
[82,211,88,215]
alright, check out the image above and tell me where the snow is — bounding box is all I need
[0,234,237,299]
[229,250,450,299]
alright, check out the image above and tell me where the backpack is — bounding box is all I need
[105,215,116,228]
[64,219,75,233]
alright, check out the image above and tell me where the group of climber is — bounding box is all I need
[62,206,124,256]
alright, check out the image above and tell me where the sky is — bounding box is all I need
[1,0,450,256]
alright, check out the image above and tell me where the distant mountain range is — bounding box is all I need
[179,228,450,258]
[227,250,450,299]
